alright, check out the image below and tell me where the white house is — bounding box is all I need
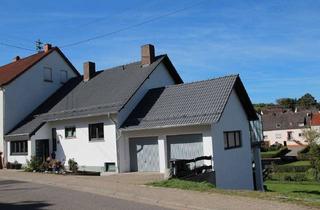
[4,44,263,190]
[262,111,312,146]
[0,44,79,165]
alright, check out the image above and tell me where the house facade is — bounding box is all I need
[4,44,263,190]
[0,44,79,164]
[262,111,312,146]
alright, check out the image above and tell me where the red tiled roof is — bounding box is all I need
[0,47,79,86]
[311,113,320,126]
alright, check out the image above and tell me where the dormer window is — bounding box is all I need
[276,123,281,128]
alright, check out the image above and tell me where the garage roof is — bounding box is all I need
[121,75,258,130]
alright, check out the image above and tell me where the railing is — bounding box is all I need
[169,156,212,178]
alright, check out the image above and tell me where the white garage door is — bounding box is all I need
[129,137,159,172]
[167,134,203,162]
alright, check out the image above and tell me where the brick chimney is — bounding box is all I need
[83,61,95,82]
[12,56,20,62]
[44,43,52,52]
[141,44,155,66]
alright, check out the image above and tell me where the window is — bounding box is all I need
[299,133,304,137]
[287,131,293,140]
[65,127,76,138]
[60,70,68,84]
[10,141,28,155]
[276,123,281,128]
[52,128,57,151]
[89,123,104,141]
[224,131,241,149]
[43,67,53,82]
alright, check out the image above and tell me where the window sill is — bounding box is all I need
[10,153,28,156]
[89,138,105,142]
[65,137,76,139]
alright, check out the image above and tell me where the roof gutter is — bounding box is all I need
[120,122,212,132]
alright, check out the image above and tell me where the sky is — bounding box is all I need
[0,0,319,103]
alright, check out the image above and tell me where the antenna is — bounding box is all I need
[35,39,43,52]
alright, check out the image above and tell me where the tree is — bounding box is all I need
[303,129,320,181]
[297,93,317,109]
[276,98,296,110]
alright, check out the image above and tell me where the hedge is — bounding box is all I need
[261,147,289,158]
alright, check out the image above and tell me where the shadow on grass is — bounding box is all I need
[0,201,52,210]
[293,190,320,195]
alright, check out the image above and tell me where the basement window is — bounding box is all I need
[224,131,241,150]
[10,140,28,155]
[65,127,76,138]
[89,123,104,141]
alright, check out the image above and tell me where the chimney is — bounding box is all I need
[44,43,52,52]
[83,61,95,82]
[141,44,155,66]
[12,56,20,62]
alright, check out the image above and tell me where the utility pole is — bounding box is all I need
[35,39,43,52]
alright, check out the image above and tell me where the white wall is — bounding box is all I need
[117,63,176,126]
[119,125,212,173]
[212,89,254,190]
[3,50,78,134]
[49,116,117,171]
[263,128,308,146]
[7,140,32,165]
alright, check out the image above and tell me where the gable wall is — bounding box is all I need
[117,62,176,127]
[3,51,78,134]
[0,89,3,152]
[212,89,254,190]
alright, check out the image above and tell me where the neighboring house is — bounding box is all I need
[311,112,320,132]
[0,44,79,164]
[262,111,312,146]
[4,44,262,190]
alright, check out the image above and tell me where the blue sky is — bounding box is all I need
[0,0,319,103]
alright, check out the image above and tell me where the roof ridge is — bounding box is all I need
[98,54,167,72]
[164,74,239,88]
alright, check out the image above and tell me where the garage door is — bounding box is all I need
[129,137,159,172]
[167,134,203,161]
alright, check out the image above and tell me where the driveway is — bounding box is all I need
[0,170,316,210]
[0,179,170,210]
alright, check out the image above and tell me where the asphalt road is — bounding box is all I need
[0,179,171,210]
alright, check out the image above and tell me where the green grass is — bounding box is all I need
[283,160,311,166]
[148,178,215,192]
[261,150,279,158]
[148,179,320,207]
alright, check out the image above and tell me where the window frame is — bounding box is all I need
[65,126,76,139]
[224,131,242,150]
[43,67,53,82]
[60,70,68,84]
[10,140,28,155]
[88,123,104,141]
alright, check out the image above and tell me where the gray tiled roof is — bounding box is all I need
[121,75,256,130]
[5,55,182,140]
[262,111,312,131]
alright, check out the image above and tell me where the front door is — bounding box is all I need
[35,139,49,162]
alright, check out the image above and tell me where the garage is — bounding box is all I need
[167,134,203,162]
[129,137,160,172]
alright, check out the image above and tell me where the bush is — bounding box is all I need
[297,146,311,160]
[68,158,78,173]
[25,156,42,172]
[274,165,312,173]
[6,161,22,169]
[271,172,308,182]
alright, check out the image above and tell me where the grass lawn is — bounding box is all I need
[148,179,320,207]
[283,160,311,166]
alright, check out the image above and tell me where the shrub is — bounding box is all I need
[68,158,78,173]
[25,156,42,172]
[275,165,312,173]
[297,146,311,160]
[6,161,22,169]
[271,172,308,182]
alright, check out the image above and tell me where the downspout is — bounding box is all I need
[108,113,122,173]
[0,87,6,168]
